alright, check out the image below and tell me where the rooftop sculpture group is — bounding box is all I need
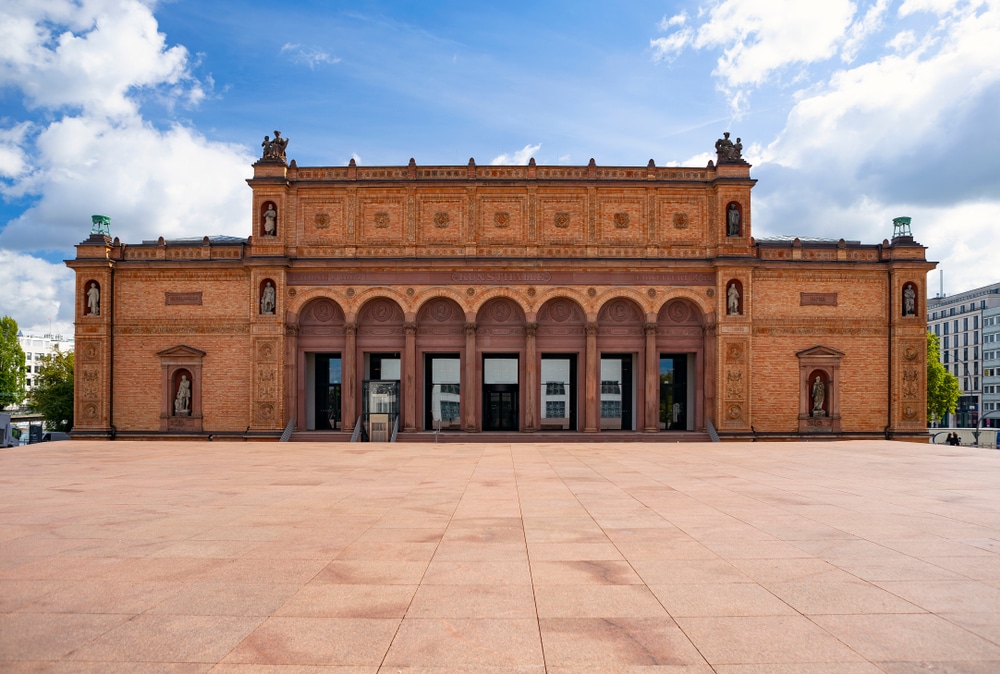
[715,132,746,164]
[260,130,289,163]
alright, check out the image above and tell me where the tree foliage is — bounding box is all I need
[0,315,26,410]
[27,348,74,432]
[927,331,960,425]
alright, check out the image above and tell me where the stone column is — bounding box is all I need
[524,323,538,432]
[343,323,357,430]
[285,325,298,431]
[464,322,478,431]
[584,322,599,432]
[644,322,659,432]
[403,322,417,432]
[703,322,716,432]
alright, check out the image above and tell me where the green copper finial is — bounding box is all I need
[892,216,912,239]
[91,214,110,236]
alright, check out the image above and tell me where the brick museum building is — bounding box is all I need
[68,132,935,441]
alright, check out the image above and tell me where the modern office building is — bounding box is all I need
[17,332,74,400]
[983,305,1000,426]
[927,282,1000,427]
[67,133,934,441]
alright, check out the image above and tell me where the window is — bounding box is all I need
[964,348,969,361]
[954,319,959,332]
[944,352,949,363]
[600,380,621,394]
[964,334,969,347]
[933,312,938,320]
[944,336,950,349]
[944,323,949,335]
[964,318,969,331]
[545,401,566,418]
[546,382,566,395]
[935,324,941,335]
[975,316,979,329]
[601,400,622,417]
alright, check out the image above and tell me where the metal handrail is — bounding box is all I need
[350,417,362,442]
[706,417,720,442]
[279,417,294,442]
[390,416,399,442]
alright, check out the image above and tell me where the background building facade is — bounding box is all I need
[927,282,1000,427]
[68,135,934,441]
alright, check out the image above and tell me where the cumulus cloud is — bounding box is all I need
[0,0,253,333]
[0,250,75,336]
[491,143,542,165]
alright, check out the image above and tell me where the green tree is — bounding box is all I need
[927,331,960,426]
[0,315,26,410]
[27,348,74,432]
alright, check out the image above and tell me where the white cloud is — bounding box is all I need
[491,143,541,165]
[842,0,892,62]
[0,0,195,118]
[763,2,1000,171]
[693,0,856,88]
[280,43,342,69]
[0,0,254,336]
[0,250,75,336]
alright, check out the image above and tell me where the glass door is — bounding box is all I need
[425,354,461,430]
[659,354,689,431]
[482,355,519,431]
[540,354,577,430]
[600,355,633,431]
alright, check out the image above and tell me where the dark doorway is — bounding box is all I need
[660,354,689,431]
[484,386,518,431]
[482,355,519,431]
[313,354,341,430]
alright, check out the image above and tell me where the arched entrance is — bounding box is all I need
[415,296,466,431]
[357,297,406,434]
[296,297,346,431]
[596,297,646,431]
[656,298,706,432]
[536,297,586,431]
[476,297,526,431]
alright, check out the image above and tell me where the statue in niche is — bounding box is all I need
[811,375,826,416]
[903,285,916,316]
[263,203,277,236]
[261,130,289,162]
[86,282,100,316]
[715,131,746,164]
[174,374,191,416]
[727,282,740,315]
[260,281,276,315]
[727,203,741,236]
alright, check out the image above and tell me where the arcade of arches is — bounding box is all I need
[291,292,709,435]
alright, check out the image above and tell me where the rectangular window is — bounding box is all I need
[944,352,949,363]
[545,401,566,418]
[601,400,622,418]
[954,319,959,332]
[944,336,950,349]
[975,316,979,329]
[964,318,969,331]
[944,323,949,335]
[975,331,979,344]
[964,334,969,347]
[935,324,941,335]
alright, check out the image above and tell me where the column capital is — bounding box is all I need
[524,322,538,337]
[585,322,599,336]
[404,322,417,336]
[644,322,657,335]
[344,322,357,337]
[464,322,478,336]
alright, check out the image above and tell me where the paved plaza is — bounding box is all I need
[2,439,1000,672]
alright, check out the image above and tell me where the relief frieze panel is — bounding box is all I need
[300,198,347,245]
[416,196,464,245]
[597,194,645,245]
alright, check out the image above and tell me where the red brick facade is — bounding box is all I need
[67,141,935,440]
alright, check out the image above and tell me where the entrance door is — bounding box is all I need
[484,387,518,431]
[314,354,342,430]
[660,354,689,431]
[540,354,577,430]
[600,354,633,431]
[425,354,461,430]
[483,355,519,431]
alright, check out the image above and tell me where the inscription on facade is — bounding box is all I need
[800,292,838,306]
[633,272,714,286]
[165,292,203,306]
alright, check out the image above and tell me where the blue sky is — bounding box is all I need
[1,0,998,335]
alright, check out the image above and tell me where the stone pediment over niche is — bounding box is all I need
[156,345,206,358]
[796,345,845,359]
